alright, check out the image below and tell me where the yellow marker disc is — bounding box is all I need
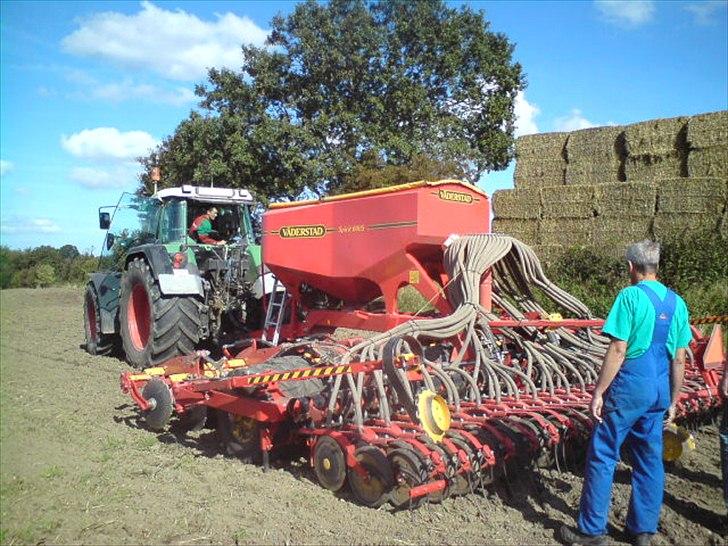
[417,389,451,443]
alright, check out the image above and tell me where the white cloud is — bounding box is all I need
[69,166,131,189]
[514,92,540,136]
[0,160,14,176]
[89,80,195,106]
[595,0,656,26]
[62,1,269,81]
[1,217,61,234]
[554,109,598,131]
[61,127,158,161]
[684,1,727,25]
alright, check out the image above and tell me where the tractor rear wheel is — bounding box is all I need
[119,257,201,369]
[83,284,116,356]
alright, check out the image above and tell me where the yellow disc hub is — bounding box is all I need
[417,389,451,443]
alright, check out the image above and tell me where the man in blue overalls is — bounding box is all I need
[561,240,691,546]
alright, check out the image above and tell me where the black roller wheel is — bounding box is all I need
[83,284,116,356]
[119,257,201,369]
[141,378,174,431]
[217,412,262,463]
[347,446,393,508]
[229,356,324,399]
[388,447,429,509]
[313,435,347,492]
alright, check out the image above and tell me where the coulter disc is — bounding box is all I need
[347,446,393,508]
[141,378,173,431]
[387,447,429,509]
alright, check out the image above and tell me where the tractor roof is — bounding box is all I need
[154,185,254,204]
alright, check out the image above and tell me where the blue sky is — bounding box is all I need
[1,0,726,251]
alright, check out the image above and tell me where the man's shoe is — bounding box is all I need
[631,533,652,546]
[559,525,608,545]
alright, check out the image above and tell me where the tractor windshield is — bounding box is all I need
[99,193,161,270]
[187,202,254,245]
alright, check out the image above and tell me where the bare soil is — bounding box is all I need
[0,287,725,545]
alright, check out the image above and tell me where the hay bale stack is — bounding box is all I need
[539,218,593,247]
[514,132,568,188]
[594,182,657,217]
[492,218,539,245]
[687,147,728,178]
[687,111,728,149]
[541,184,596,219]
[653,212,722,240]
[591,216,653,256]
[624,117,688,180]
[564,126,625,185]
[657,177,728,215]
[492,188,541,219]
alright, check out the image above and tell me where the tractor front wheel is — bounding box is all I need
[119,257,201,368]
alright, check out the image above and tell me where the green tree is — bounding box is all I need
[141,0,523,199]
[34,263,56,288]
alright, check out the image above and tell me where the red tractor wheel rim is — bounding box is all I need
[86,296,98,342]
[128,283,151,351]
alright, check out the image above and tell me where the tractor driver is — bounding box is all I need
[189,206,226,246]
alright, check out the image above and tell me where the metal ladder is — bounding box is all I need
[262,278,288,345]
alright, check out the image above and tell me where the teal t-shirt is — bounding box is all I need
[601,280,691,359]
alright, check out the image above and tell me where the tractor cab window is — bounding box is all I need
[158,199,186,244]
[99,193,161,270]
[187,203,250,244]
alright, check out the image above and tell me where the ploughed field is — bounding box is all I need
[0,287,724,545]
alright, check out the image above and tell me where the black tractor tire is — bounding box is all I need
[83,284,116,356]
[119,257,202,369]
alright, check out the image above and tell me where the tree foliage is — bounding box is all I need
[0,245,98,289]
[140,0,523,200]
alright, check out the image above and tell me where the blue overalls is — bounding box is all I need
[578,284,676,536]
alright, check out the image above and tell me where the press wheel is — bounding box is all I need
[388,447,429,509]
[313,436,347,492]
[347,446,393,508]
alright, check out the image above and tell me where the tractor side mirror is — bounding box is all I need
[105,233,115,250]
[99,212,111,230]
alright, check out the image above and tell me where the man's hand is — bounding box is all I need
[590,390,604,423]
[664,403,676,424]
[216,240,227,246]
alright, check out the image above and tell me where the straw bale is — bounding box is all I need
[492,188,541,219]
[687,111,728,149]
[565,126,625,163]
[515,132,569,160]
[541,184,596,219]
[539,218,593,247]
[591,216,653,256]
[594,182,657,217]
[657,177,727,215]
[653,212,722,240]
[624,152,685,180]
[686,146,728,178]
[491,218,539,245]
[624,116,688,157]
[514,159,565,188]
[565,162,622,185]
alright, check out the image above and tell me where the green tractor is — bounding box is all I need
[83,185,271,368]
